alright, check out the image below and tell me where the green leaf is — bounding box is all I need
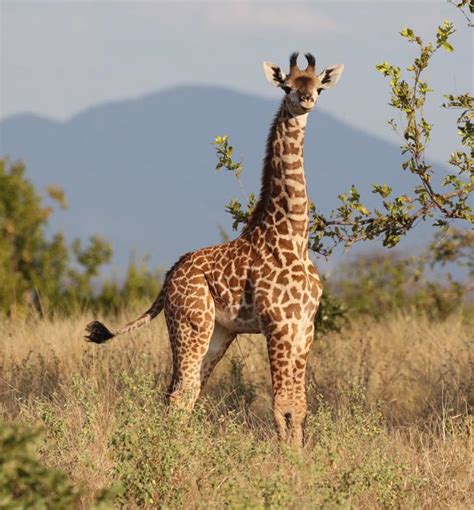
[442,42,454,52]
[400,27,414,38]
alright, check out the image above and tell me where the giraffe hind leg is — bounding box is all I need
[165,286,215,411]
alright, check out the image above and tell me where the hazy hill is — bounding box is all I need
[1,85,427,271]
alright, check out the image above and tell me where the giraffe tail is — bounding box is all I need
[84,288,165,344]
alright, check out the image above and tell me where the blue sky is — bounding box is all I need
[1,1,472,163]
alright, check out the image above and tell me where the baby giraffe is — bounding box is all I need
[86,52,344,447]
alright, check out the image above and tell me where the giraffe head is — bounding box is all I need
[263,52,344,116]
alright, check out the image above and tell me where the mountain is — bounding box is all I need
[0,85,430,272]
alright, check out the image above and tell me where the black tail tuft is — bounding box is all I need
[85,321,114,344]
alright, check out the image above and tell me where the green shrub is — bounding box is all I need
[332,248,471,320]
[0,421,81,509]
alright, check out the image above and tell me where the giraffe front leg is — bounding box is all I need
[289,321,314,448]
[267,328,296,443]
[168,366,202,411]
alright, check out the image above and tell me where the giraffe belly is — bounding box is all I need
[214,304,260,334]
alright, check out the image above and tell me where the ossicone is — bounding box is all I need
[289,52,299,72]
[305,53,316,72]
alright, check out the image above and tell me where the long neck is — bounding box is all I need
[245,101,310,250]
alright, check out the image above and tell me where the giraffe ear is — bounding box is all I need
[263,62,286,87]
[318,64,344,90]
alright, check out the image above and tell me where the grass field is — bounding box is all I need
[1,311,472,508]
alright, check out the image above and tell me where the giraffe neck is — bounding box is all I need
[245,101,310,253]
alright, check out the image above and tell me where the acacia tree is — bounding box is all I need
[214,7,473,259]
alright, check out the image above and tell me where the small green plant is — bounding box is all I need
[315,285,347,335]
[213,357,258,415]
[0,420,81,509]
[306,394,420,508]
[110,370,189,508]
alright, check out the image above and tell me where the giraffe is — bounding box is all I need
[85,52,344,447]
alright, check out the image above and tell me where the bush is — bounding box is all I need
[0,158,163,318]
[0,421,81,509]
[331,245,472,320]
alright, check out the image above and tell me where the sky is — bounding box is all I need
[1,1,472,164]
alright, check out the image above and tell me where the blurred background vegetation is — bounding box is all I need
[0,158,161,319]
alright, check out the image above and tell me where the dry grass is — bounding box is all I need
[1,311,472,508]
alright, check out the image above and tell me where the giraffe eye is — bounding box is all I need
[282,86,292,94]
[317,88,324,94]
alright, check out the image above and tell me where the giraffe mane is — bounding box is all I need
[242,100,284,235]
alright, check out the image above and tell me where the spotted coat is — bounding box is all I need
[85,52,344,447]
